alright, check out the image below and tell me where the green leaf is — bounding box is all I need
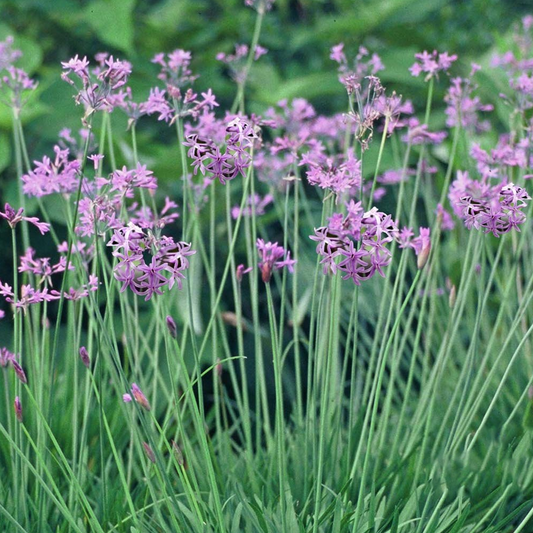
[83,0,136,53]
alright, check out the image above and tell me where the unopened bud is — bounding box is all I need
[172,440,185,466]
[448,285,457,309]
[12,360,27,384]
[131,383,151,411]
[142,442,155,463]
[166,315,177,339]
[14,396,22,422]
[417,243,431,270]
[79,346,90,368]
[261,263,272,283]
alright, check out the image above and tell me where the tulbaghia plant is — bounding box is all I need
[2,7,533,533]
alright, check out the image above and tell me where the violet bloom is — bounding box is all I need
[143,442,156,463]
[402,118,447,145]
[448,172,531,237]
[444,70,493,132]
[0,37,22,69]
[0,347,16,368]
[256,238,296,283]
[310,201,398,285]
[304,154,361,199]
[0,282,59,313]
[0,66,37,112]
[166,316,177,339]
[409,50,457,80]
[107,223,195,301]
[145,50,218,123]
[244,0,275,12]
[0,203,50,234]
[62,54,132,122]
[236,264,253,282]
[217,43,268,84]
[183,117,257,185]
[21,146,82,198]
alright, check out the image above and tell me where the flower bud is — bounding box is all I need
[14,396,22,422]
[142,442,155,463]
[417,242,431,270]
[12,360,27,384]
[131,383,151,411]
[79,346,90,368]
[448,285,457,309]
[166,316,177,339]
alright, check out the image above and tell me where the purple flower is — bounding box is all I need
[444,71,493,132]
[409,50,457,80]
[304,154,361,198]
[0,347,16,368]
[236,264,253,282]
[143,442,156,463]
[0,203,50,234]
[448,171,531,237]
[256,238,296,283]
[22,146,82,198]
[310,202,398,284]
[62,54,131,118]
[107,224,195,300]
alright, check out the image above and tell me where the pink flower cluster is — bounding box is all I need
[449,172,531,237]
[310,201,399,285]
[107,223,195,301]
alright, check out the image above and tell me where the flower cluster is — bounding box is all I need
[256,239,296,283]
[310,201,398,285]
[409,50,457,79]
[22,145,82,197]
[107,223,195,300]
[303,154,362,199]
[330,44,384,93]
[0,36,37,111]
[217,43,268,84]
[444,65,493,132]
[232,193,273,219]
[448,172,531,236]
[146,50,218,122]
[184,116,258,184]
[62,53,132,123]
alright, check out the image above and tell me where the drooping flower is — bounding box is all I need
[0,203,50,234]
